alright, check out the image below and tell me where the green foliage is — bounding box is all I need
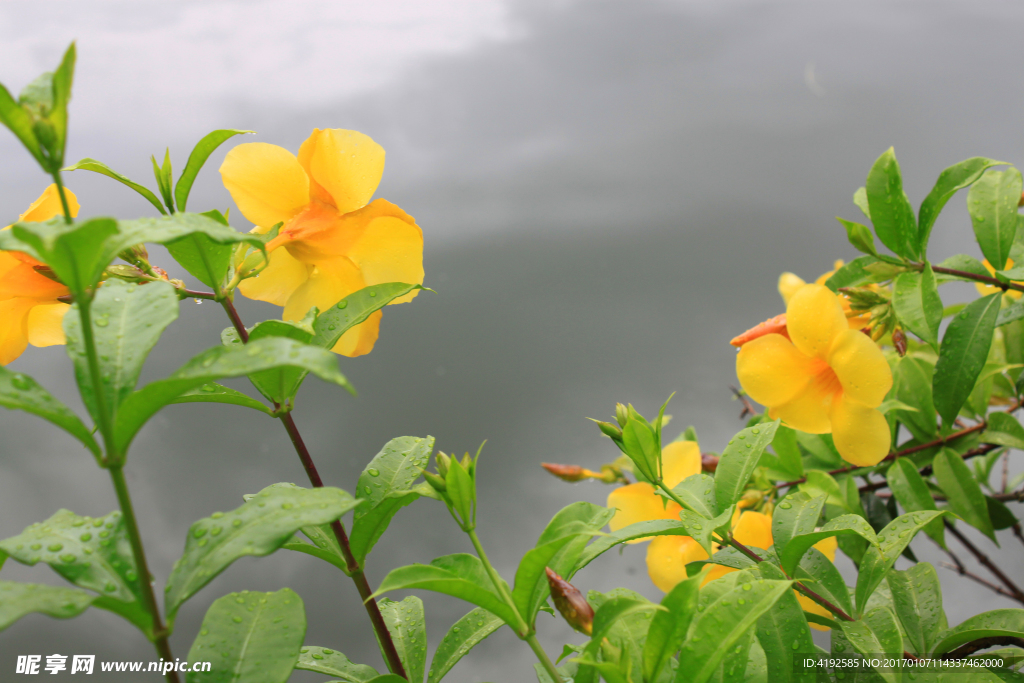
[295,646,379,682]
[0,365,100,459]
[151,149,175,213]
[933,448,996,542]
[714,420,779,513]
[918,157,1006,252]
[642,573,700,683]
[839,607,902,683]
[427,607,504,683]
[0,509,155,636]
[379,596,427,683]
[887,563,945,654]
[0,580,95,632]
[865,147,919,259]
[186,588,306,683]
[64,157,167,214]
[931,609,1024,656]
[933,293,1001,425]
[170,383,273,414]
[312,282,426,350]
[175,129,254,211]
[754,563,816,683]
[892,266,942,347]
[885,458,945,548]
[968,168,1022,270]
[164,483,358,624]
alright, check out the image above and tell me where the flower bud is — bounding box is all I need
[542,463,588,482]
[595,420,623,441]
[892,327,907,357]
[738,489,764,509]
[545,568,593,635]
[31,265,62,283]
[105,264,148,282]
[701,452,719,473]
[423,470,447,493]
[436,452,451,478]
[32,118,57,151]
[615,403,629,428]
[838,286,888,311]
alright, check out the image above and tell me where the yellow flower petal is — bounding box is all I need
[0,298,34,365]
[0,261,69,300]
[17,184,79,223]
[282,256,365,321]
[0,251,21,280]
[298,129,385,214]
[646,535,708,592]
[829,395,891,466]
[797,591,833,630]
[237,246,311,307]
[828,329,892,407]
[26,302,69,347]
[607,483,681,543]
[778,272,806,304]
[661,440,702,489]
[344,200,423,303]
[220,142,310,229]
[331,310,381,358]
[786,284,848,359]
[733,511,773,550]
[975,259,1022,300]
[813,536,838,562]
[768,367,836,434]
[737,334,816,408]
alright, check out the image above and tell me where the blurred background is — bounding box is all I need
[2,0,1024,680]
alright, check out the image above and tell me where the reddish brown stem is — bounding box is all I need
[219,297,408,678]
[924,263,1024,293]
[945,521,1024,604]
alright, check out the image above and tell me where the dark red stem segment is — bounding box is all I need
[944,521,1024,603]
[218,297,407,678]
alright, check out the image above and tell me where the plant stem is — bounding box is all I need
[217,296,408,679]
[110,466,179,682]
[52,172,73,225]
[467,530,563,680]
[76,294,179,682]
[944,521,1024,603]
[920,262,1024,294]
[526,632,567,682]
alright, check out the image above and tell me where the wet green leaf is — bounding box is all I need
[312,283,425,350]
[0,580,94,632]
[573,519,687,575]
[981,412,1024,449]
[893,266,942,347]
[934,448,996,542]
[170,383,272,415]
[754,563,816,683]
[427,607,504,683]
[887,563,944,654]
[165,483,358,624]
[175,129,254,211]
[63,157,166,214]
[931,609,1024,656]
[840,608,901,683]
[295,646,378,682]
[715,421,780,514]
[379,596,427,683]
[0,216,118,296]
[186,588,305,683]
[794,546,852,619]
[866,147,919,259]
[969,168,1022,270]
[885,458,944,548]
[919,157,1006,252]
[778,514,877,576]
[892,357,939,442]
[933,293,1001,425]
[643,572,700,683]
[838,217,879,257]
[0,365,100,459]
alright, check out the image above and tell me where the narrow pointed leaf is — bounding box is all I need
[931,609,1024,656]
[969,168,1022,270]
[794,547,853,618]
[933,293,1001,425]
[771,492,826,561]
[643,572,700,683]
[779,514,877,576]
[165,483,358,623]
[164,209,237,289]
[715,420,780,514]
[573,520,687,575]
[175,129,254,211]
[919,157,1006,250]
[312,283,424,350]
[427,607,504,683]
[981,412,1024,449]
[116,212,264,257]
[887,563,944,654]
[670,472,718,518]
[886,458,945,548]
[0,580,95,632]
[892,356,939,442]
[170,383,272,415]
[893,266,942,347]
[379,597,427,683]
[0,217,118,296]
[186,588,305,683]
[866,147,919,259]
[754,563,816,683]
[0,82,44,165]
[63,157,166,214]
[840,608,901,683]
[0,366,100,459]
[933,448,996,542]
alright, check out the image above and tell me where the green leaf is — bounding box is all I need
[0,580,95,632]
[175,129,254,211]
[63,157,167,214]
[969,168,1022,270]
[0,365,100,459]
[771,492,826,563]
[64,279,179,431]
[279,530,348,573]
[379,596,427,683]
[919,157,1007,251]
[679,506,734,559]
[933,293,1001,425]
[892,357,939,442]
[165,210,238,290]
[577,594,660,683]
[350,436,434,565]
[933,448,996,542]
[48,43,75,165]
[988,496,1019,531]
[185,588,305,683]
[152,150,175,213]
[715,421,780,514]
[165,483,358,624]
[312,283,425,350]
[794,546,853,618]
[0,217,118,296]
[374,554,519,629]
[778,515,877,576]
[545,502,616,583]
[643,572,701,683]
[573,519,687,575]
[931,609,1024,656]
[116,212,264,260]
[0,509,154,637]
[799,470,850,513]
[982,412,1024,449]
[0,81,44,166]
[892,266,942,347]
[886,458,944,548]
[997,298,1024,327]
[676,579,792,683]
[824,256,881,292]
[365,676,410,683]
[170,383,272,415]
[866,147,919,259]
[754,563,816,683]
[113,336,354,454]
[837,217,879,257]
[887,563,944,654]
[513,521,597,625]
[840,608,902,683]
[671,473,718,518]
[295,646,379,682]
[427,607,504,683]
[771,426,804,478]
[935,253,992,282]
[854,186,872,221]
[854,510,948,615]
[222,315,318,404]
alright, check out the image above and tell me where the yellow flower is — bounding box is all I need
[975,259,1022,300]
[735,284,893,467]
[646,510,839,630]
[0,185,79,365]
[779,260,871,328]
[220,129,424,357]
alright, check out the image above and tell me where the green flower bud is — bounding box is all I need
[436,452,451,478]
[615,403,629,427]
[423,470,447,493]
